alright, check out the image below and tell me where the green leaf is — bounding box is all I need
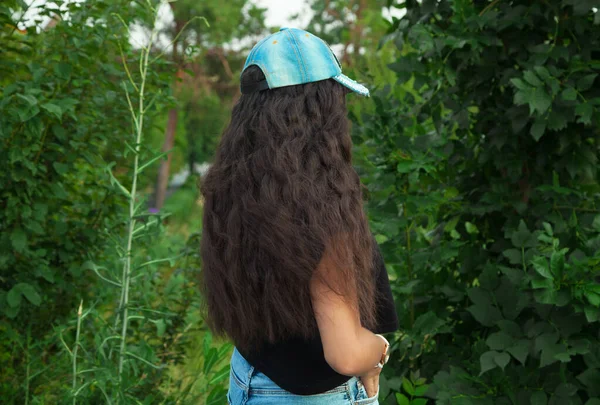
[584,306,600,322]
[531,87,552,114]
[494,352,510,370]
[396,393,410,405]
[530,391,547,405]
[586,292,600,306]
[499,267,525,286]
[465,221,479,234]
[578,369,600,391]
[41,103,63,120]
[467,288,491,306]
[555,383,578,397]
[414,385,428,396]
[7,287,22,308]
[532,257,553,279]
[531,278,553,289]
[480,351,499,375]
[203,333,212,357]
[408,24,434,53]
[576,102,593,125]
[375,234,389,244]
[154,319,166,337]
[396,280,421,295]
[530,118,546,141]
[10,228,27,252]
[56,97,79,114]
[497,320,523,337]
[503,249,522,265]
[38,267,55,283]
[387,377,403,393]
[511,78,531,91]
[561,87,578,101]
[54,62,73,80]
[208,364,230,385]
[203,347,218,374]
[207,387,228,405]
[136,151,169,174]
[535,332,559,352]
[444,216,460,233]
[397,160,415,173]
[540,344,564,367]
[486,331,514,351]
[511,220,535,248]
[534,288,558,305]
[550,251,564,278]
[445,66,456,86]
[106,164,131,198]
[535,333,563,367]
[555,352,571,362]
[534,66,552,81]
[570,339,591,355]
[402,377,415,396]
[514,88,531,107]
[547,110,568,131]
[585,400,600,405]
[17,104,40,122]
[413,310,446,335]
[18,283,41,306]
[523,70,543,87]
[27,221,44,235]
[6,283,41,307]
[577,74,597,91]
[470,304,501,326]
[4,305,20,319]
[507,339,530,365]
[479,264,499,290]
[16,93,38,106]
[53,162,69,175]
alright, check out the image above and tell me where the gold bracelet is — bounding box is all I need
[374,334,390,369]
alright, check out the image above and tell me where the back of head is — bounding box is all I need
[199,65,376,352]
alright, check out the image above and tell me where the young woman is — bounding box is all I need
[199,27,399,405]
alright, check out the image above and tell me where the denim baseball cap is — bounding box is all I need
[241,27,370,97]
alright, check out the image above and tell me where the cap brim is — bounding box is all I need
[332,74,370,97]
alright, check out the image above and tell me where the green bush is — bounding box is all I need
[0,2,232,403]
[354,1,600,404]
[0,1,134,397]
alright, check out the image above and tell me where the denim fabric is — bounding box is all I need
[227,347,379,405]
[242,27,370,97]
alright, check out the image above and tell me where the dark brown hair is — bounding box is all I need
[199,66,375,352]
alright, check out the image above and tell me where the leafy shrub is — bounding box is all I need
[0,1,134,398]
[0,2,232,403]
[354,1,600,403]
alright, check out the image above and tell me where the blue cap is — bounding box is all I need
[241,27,370,97]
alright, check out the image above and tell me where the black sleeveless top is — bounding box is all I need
[237,238,399,395]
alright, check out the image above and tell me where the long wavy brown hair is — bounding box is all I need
[199,66,375,353]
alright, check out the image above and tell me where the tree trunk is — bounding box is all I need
[153,9,184,210]
[154,107,178,209]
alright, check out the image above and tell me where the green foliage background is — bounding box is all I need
[352,1,600,404]
[2,0,600,404]
[0,1,236,403]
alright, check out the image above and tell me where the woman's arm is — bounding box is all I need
[310,248,386,377]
